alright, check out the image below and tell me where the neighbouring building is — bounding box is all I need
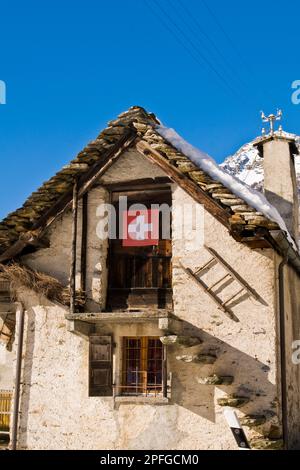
[0,344,13,391]
[0,344,13,437]
[0,106,300,450]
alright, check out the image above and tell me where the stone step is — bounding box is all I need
[240,415,267,428]
[160,335,202,348]
[176,353,217,364]
[250,438,284,450]
[158,317,183,335]
[217,395,250,408]
[197,374,233,385]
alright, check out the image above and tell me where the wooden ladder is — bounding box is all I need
[179,246,260,321]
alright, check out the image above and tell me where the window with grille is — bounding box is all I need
[120,337,163,397]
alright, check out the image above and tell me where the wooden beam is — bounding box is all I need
[77,132,137,199]
[33,131,137,234]
[0,232,39,263]
[70,179,79,315]
[80,192,88,301]
[102,177,172,192]
[178,261,239,322]
[205,246,261,301]
[241,238,271,249]
[162,344,168,398]
[111,190,172,205]
[136,140,230,228]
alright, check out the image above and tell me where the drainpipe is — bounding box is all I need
[10,302,25,451]
[278,251,289,450]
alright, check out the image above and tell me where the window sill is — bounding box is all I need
[114,396,169,405]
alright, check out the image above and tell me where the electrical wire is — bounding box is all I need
[145,0,243,99]
[201,0,246,63]
[171,0,248,92]
[200,0,274,103]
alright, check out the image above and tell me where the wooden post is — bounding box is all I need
[70,178,79,314]
[10,303,24,450]
[80,192,88,304]
[162,344,167,398]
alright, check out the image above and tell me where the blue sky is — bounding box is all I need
[1,0,300,219]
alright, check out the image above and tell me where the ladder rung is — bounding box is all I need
[222,288,245,307]
[205,246,260,301]
[194,257,215,276]
[179,263,239,322]
[207,274,231,292]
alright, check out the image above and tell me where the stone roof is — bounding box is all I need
[0,106,289,262]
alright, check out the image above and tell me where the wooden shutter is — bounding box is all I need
[89,335,113,397]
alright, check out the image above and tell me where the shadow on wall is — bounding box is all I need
[16,313,279,448]
[167,320,279,430]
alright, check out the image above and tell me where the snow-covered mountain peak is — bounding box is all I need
[221,142,264,190]
[221,131,300,187]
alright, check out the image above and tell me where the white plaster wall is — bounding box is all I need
[85,187,109,311]
[99,149,166,184]
[22,187,109,312]
[171,186,280,447]
[22,207,79,287]
[12,288,183,450]
[21,149,167,313]
[14,149,285,449]
[15,193,281,450]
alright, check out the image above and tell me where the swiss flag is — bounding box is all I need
[122,209,159,247]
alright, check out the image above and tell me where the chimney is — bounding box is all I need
[255,134,299,243]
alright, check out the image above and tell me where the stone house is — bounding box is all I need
[0,106,300,450]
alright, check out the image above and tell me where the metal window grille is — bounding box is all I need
[117,337,163,397]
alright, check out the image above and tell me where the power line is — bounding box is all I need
[172,0,248,92]
[147,0,242,99]
[144,0,221,85]
[200,0,274,103]
[151,0,239,96]
[201,0,245,63]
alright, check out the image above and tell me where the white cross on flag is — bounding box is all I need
[122,209,159,247]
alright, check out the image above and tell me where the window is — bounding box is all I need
[120,337,163,397]
[107,189,173,310]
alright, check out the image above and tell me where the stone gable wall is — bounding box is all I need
[13,148,283,449]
